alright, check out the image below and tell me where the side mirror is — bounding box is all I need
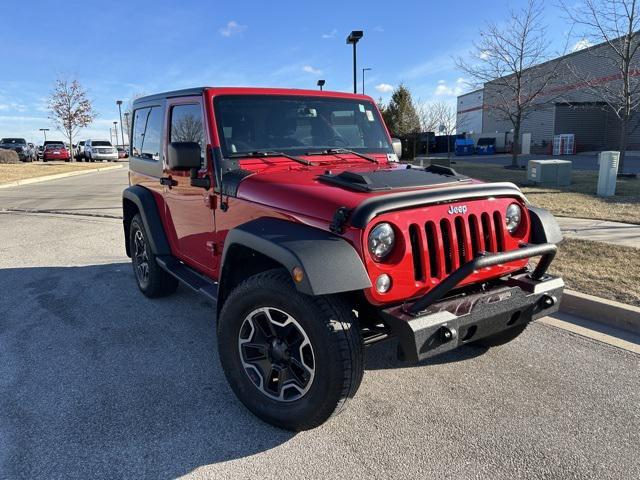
[167,142,202,170]
[391,138,402,159]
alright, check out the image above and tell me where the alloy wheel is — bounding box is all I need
[238,307,315,402]
[133,229,149,285]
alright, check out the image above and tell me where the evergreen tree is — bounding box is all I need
[385,84,421,137]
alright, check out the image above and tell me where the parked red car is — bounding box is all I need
[42,143,71,162]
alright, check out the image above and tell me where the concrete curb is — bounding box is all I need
[560,289,640,334]
[0,164,124,189]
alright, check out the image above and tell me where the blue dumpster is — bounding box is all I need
[476,137,496,155]
[455,138,475,156]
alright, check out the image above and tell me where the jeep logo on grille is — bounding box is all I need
[448,205,468,215]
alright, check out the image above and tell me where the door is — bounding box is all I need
[162,98,217,277]
[521,133,531,155]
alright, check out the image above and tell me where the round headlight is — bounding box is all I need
[368,223,395,260]
[505,203,522,233]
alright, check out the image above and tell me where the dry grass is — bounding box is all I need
[450,161,640,224]
[549,238,640,306]
[0,163,104,185]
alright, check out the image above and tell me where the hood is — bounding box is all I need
[235,161,475,223]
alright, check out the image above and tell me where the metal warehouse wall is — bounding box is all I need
[456,90,483,134]
[477,38,640,152]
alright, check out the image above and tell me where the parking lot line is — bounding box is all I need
[540,313,640,354]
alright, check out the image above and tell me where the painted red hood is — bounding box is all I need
[235,159,481,223]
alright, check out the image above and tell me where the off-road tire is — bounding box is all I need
[129,213,178,298]
[217,269,364,431]
[474,323,527,348]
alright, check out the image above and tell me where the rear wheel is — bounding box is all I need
[129,213,178,298]
[217,269,364,431]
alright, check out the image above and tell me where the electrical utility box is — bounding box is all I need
[597,151,619,197]
[527,159,572,186]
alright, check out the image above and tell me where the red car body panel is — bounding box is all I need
[135,87,531,305]
[43,146,70,161]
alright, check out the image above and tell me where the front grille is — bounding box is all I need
[409,210,506,281]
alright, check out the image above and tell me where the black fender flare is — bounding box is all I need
[220,217,371,296]
[528,206,563,244]
[122,185,171,256]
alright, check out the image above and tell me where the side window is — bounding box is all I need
[170,103,205,164]
[132,106,163,161]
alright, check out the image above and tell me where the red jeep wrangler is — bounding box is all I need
[123,87,564,430]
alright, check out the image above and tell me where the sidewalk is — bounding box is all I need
[556,217,640,248]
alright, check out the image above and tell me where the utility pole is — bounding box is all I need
[39,128,49,142]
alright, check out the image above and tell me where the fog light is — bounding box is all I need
[375,274,391,293]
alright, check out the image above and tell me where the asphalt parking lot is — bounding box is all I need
[1,170,639,479]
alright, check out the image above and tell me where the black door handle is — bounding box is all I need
[160,176,177,187]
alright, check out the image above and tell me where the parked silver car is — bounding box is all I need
[84,140,118,162]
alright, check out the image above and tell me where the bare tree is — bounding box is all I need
[48,77,96,158]
[562,0,640,173]
[415,101,439,157]
[431,101,458,157]
[457,0,560,167]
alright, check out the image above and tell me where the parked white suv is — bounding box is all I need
[85,140,119,162]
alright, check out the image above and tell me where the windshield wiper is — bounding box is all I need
[306,148,378,163]
[228,150,313,166]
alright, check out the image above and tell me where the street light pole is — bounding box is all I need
[113,121,119,148]
[346,31,363,94]
[123,112,130,147]
[362,67,372,94]
[116,100,125,148]
[39,128,49,142]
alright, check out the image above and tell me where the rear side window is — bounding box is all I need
[132,106,163,160]
[170,103,205,164]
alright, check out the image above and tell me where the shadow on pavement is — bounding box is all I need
[0,262,490,478]
[0,263,293,479]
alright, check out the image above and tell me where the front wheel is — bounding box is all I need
[217,269,364,431]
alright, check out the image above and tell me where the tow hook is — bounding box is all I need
[541,294,557,308]
[439,326,457,343]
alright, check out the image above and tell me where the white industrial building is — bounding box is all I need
[456,37,638,154]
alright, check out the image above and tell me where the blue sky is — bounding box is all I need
[1,0,579,143]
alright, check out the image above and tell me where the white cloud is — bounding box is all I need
[322,28,338,39]
[302,65,322,75]
[479,50,490,60]
[434,78,467,97]
[572,38,592,52]
[373,26,385,32]
[219,20,247,37]
[375,83,394,93]
[0,102,27,112]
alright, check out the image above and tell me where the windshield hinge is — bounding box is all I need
[330,207,352,234]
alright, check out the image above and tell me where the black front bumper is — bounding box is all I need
[380,243,564,363]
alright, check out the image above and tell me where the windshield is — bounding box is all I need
[92,141,112,147]
[1,138,26,145]
[214,95,392,157]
